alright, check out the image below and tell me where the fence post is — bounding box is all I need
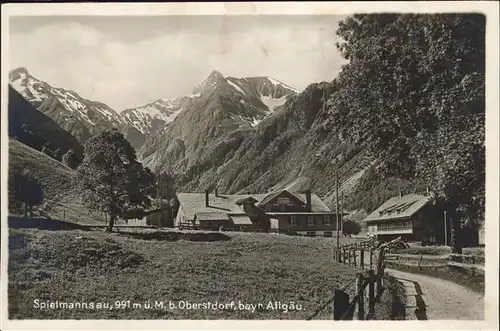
[348,249,352,267]
[356,273,365,320]
[368,269,375,317]
[360,250,365,269]
[419,253,423,270]
[333,289,350,320]
[63,209,66,221]
[376,250,384,297]
[369,249,373,270]
[353,250,357,268]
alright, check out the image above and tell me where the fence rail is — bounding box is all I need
[384,252,485,274]
[317,237,395,320]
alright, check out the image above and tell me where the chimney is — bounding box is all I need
[305,190,312,211]
[205,190,209,207]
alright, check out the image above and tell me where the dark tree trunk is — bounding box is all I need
[107,213,116,232]
[451,217,464,254]
[23,203,29,218]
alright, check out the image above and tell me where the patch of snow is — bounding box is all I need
[260,94,288,112]
[266,76,300,93]
[250,117,261,127]
[29,90,44,102]
[239,99,246,105]
[188,92,201,98]
[227,80,246,96]
[10,78,25,94]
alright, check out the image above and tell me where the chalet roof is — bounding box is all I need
[362,193,431,223]
[235,196,258,205]
[194,212,230,221]
[176,190,331,220]
[229,215,253,225]
[258,190,331,212]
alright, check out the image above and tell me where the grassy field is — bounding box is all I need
[398,244,485,263]
[8,225,362,320]
[8,138,75,203]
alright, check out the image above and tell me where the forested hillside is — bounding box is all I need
[329,14,485,250]
[8,86,84,161]
[141,14,485,252]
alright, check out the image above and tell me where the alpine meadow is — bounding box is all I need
[5,9,494,326]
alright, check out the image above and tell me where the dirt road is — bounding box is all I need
[386,268,484,320]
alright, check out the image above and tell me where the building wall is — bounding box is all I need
[197,219,230,230]
[367,205,444,244]
[367,218,415,242]
[276,214,339,233]
[175,205,189,227]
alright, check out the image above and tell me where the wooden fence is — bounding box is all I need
[308,237,388,320]
[327,237,406,320]
[384,252,484,275]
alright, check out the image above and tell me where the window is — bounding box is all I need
[325,215,331,225]
[308,216,315,226]
[290,216,297,225]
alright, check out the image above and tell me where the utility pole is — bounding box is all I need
[340,193,344,236]
[335,166,340,250]
[444,210,448,246]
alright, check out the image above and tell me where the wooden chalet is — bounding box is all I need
[175,189,345,236]
[362,193,440,243]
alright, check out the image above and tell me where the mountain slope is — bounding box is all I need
[8,138,76,204]
[8,85,84,159]
[9,67,126,143]
[138,75,377,209]
[138,71,299,173]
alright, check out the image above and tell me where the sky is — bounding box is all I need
[9,15,347,111]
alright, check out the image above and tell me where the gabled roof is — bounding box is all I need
[176,190,331,220]
[288,192,331,212]
[177,193,267,221]
[258,190,331,212]
[235,197,258,205]
[363,194,431,223]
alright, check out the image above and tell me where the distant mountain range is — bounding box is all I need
[9,68,298,150]
[8,66,384,212]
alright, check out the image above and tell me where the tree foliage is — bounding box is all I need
[62,148,80,169]
[9,169,44,217]
[343,220,361,236]
[74,129,156,232]
[331,14,485,251]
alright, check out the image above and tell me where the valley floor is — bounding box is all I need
[8,221,361,320]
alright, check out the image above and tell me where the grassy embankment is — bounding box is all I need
[8,227,364,320]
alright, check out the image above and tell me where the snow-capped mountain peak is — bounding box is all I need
[121,98,187,135]
[9,67,126,143]
[266,76,300,94]
[192,70,227,94]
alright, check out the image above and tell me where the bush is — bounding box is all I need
[9,169,44,217]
